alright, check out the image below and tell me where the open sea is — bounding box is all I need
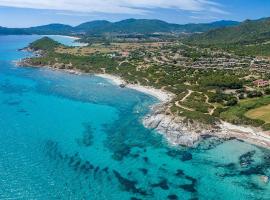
[0,35,269,200]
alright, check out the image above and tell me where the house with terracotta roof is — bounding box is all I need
[253,79,269,87]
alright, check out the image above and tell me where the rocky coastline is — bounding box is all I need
[143,102,270,148]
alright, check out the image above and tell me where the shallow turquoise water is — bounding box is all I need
[0,35,269,200]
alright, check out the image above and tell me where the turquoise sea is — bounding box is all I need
[0,35,269,200]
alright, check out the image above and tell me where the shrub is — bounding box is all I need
[247,90,263,98]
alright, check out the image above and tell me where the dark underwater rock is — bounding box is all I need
[102,167,109,173]
[181,152,192,161]
[240,166,264,176]
[179,184,196,193]
[185,175,197,185]
[239,150,256,167]
[151,178,169,190]
[130,198,142,200]
[143,156,149,163]
[139,168,148,175]
[243,182,264,191]
[130,153,140,158]
[166,149,192,162]
[73,160,81,171]
[179,174,197,193]
[196,137,225,150]
[167,194,178,200]
[112,146,131,161]
[113,170,147,196]
[175,169,185,177]
[216,163,237,170]
[76,123,94,147]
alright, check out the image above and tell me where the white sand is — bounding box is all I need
[95,74,174,102]
[43,35,80,40]
[220,121,270,147]
[95,74,125,86]
[126,84,174,102]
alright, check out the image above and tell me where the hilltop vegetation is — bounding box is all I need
[29,37,61,51]
[185,17,270,57]
[187,17,270,45]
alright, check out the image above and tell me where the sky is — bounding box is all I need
[0,0,269,27]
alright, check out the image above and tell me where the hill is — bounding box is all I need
[27,24,74,35]
[29,37,61,51]
[0,26,29,35]
[74,20,112,33]
[0,19,239,35]
[187,17,270,45]
[180,20,239,33]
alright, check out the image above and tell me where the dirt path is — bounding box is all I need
[204,94,217,115]
[175,101,194,111]
[180,89,193,102]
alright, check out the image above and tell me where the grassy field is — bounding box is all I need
[220,96,270,129]
[55,42,170,56]
[245,104,270,123]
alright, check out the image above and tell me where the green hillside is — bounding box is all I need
[29,37,61,51]
[187,17,270,45]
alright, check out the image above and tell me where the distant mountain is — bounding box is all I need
[27,24,74,35]
[0,26,28,35]
[85,19,183,34]
[74,20,112,33]
[180,20,239,33]
[187,17,270,45]
[80,19,239,35]
[0,19,239,36]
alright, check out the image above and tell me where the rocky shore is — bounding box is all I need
[143,103,221,147]
[143,102,270,148]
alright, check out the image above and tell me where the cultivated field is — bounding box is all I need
[246,104,270,123]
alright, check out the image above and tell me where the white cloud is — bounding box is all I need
[0,0,227,15]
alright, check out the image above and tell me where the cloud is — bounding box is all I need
[0,0,227,15]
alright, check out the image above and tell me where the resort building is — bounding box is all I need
[253,79,269,87]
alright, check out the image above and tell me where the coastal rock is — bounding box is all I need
[143,104,213,147]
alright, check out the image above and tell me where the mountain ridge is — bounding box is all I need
[186,17,270,45]
[0,19,239,35]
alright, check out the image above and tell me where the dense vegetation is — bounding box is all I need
[29,37,61,51]
[186,17,270,56]
[187,17,270,45]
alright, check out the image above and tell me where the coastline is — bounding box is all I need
[43,35,81,40]
[95,73,175,102]
[48,70,270,148]
[16,60,270,148]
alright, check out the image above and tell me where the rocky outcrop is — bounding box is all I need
[143,103,219,147]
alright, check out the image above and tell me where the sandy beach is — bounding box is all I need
[220,122,270,148]
[95,73,175,102]
[43,35,80,40]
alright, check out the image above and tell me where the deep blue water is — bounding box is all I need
[0,35,269,200]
